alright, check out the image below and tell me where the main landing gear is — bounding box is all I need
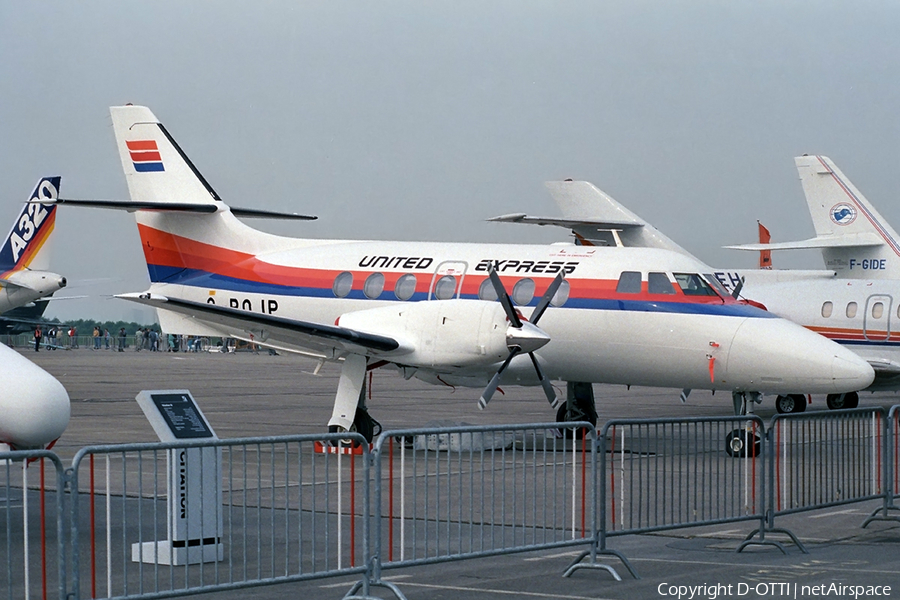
[555,382,598,436]
[775,394,808,414]
[327,354,381,444]
[826,391,859,410]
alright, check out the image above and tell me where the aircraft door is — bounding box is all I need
[429,261,468,300]
[863,295,892,341]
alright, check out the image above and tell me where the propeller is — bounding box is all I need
[478,267,564,410]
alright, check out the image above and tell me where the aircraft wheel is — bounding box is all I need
[826,392,859,410]
[725,429,761,458]
[327,408,376,447]
[775,394,807,414]
[556,401,597,438]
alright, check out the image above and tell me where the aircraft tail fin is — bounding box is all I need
[544,180,695,256]
[0,177,60,276]
[795,155,900,278]
[110,105,222,209]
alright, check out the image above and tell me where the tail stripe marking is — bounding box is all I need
[127,139,165,172]
[816,156,900,258]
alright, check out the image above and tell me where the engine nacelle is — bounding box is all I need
[0,270,67,313]
[337,300,510,370]
[0,343,70,449]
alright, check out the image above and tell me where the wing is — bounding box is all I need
[117,292,401,356]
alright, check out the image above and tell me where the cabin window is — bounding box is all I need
[551,280,570,307]
[821,301,833,318]
[674,273,718,296]
[332,271,353,298]
[363,272,385,299]
[394,274,417,301]
[433,275,457,300]
[616,271,642,294]
[872,302,884,319]
[512,278,535,305]
[846,302,858,318]
[478,278,498,301]
[648,272,675,294]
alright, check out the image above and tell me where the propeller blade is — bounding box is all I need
[530,272,565,325]
[478,348,520,409]
[529,352,560,408]
[488,266,522,328]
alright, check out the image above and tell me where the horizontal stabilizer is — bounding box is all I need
[725,232,884,251]
[45,198,316,220]
[230,207,317,220]
[48,198,217,213]
[117,293,400,354]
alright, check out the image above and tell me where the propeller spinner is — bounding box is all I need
[478,267,564,410]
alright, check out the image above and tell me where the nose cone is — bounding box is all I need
[0,344,70,449]
[507,321,551,354]
[725,317,874,394]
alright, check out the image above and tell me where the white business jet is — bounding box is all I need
[723,156,900,410]
[45,106,873,438]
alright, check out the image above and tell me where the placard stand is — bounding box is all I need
[132,390,223,565]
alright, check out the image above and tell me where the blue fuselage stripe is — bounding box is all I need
[151,266,777,319]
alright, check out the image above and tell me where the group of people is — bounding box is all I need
[32,325,209,353]
[33,325,84,351]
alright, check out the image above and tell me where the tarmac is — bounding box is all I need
[18,345,900,600]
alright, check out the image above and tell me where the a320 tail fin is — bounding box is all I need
[0,177,60,276]
[726,156,900,280]
[110,105,222,209]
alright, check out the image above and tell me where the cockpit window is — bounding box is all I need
[616,271,642,294]
[648,272,675,295]
[703,274,730,298]
[674,273,718,296]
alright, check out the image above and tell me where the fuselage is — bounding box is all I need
[737,277,900,390]
[137,210,874,396]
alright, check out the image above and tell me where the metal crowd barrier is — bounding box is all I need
[745,408,887,551]
[349,423,631,598]
[1,450,67,600]
[596,417,771,555]
[68,433,370,600]
[863,405,900,527]
[7,410,900,600]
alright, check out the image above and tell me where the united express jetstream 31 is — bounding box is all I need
[48,105,874,439]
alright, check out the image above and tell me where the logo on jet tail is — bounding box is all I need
[830,203,857,226]
[127,140,165,172]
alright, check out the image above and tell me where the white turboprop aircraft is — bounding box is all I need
[47,106,874,438]
[0,177,67,314]
[721,156,900,410]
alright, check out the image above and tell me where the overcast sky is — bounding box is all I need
[2,1,898,323]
